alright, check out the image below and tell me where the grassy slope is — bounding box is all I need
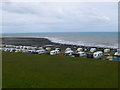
[2,52,118,88]
[0,51,2,89]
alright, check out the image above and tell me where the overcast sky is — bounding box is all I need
[1,2,118,33]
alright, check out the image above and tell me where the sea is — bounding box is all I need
[2,32,118,49]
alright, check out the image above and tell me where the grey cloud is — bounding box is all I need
[2,2,117,33]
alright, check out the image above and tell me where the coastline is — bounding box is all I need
[2,37,117,50]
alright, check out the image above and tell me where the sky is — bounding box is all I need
[1,1,118,33]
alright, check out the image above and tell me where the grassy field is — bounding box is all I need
[0,51,2,89]
[2,52,118,88]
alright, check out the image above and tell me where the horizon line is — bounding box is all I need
[1,31,118,34]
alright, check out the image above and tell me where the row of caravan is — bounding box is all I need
[1,44,120,60]
[1,44,50,51]
[2,44,112,52]
[1,48,46,54]
[65,49,103,59]
[73,47,110,53]
[1,44,111,53]
[65,48,120,60]
[1,47,109,59]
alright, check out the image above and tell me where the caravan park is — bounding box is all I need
[2,1,118,88]
[2,37,119,88]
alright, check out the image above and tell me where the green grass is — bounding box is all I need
[0,51,2,89]
[2,52,118,88]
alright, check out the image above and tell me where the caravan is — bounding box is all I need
[46,47,51,51]
[114,52,120,56]
[10,48,16,52]
[65,48,72,51]
[65,50,74,56]
[76,48,83,52]
[90,48,96,52]
[50,50,60,55]
[104,49,110,53]
[78,52,86,57]
[36,49,46,54]
[93,51,103,59]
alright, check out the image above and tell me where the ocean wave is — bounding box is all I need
[43,37,118,49]
[2,34,118,49]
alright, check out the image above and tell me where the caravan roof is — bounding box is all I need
[114,52,120,56]
[65,50,73,54]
